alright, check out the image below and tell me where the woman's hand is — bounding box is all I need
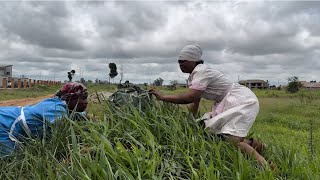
[149,88,203,104]
[148,89,164,101]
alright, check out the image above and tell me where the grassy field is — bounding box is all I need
[0,84,118,101]
[0,84,319,179]
[0,85,60,101]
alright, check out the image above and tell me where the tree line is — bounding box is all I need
[67,64,303,93]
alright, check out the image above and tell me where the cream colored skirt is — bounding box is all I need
[201,83,259,137]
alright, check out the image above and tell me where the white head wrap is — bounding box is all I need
[178,44,203,62]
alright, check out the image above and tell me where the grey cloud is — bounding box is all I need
[29,1,69,18]
[0,2,83,51]
[274,1,320,17]
[81,1,173,59]
[220,1,320,55]
[94,2,168,38]
[12,58,72,81]
[1,1,320,83]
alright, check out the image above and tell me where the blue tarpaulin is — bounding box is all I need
[0,97,67,156]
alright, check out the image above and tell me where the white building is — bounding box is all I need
[238,79,269,89]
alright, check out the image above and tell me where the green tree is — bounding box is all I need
[67,70,75,82]
[108,63,118,84]
[287,76,302,93]
[154,77,164,86]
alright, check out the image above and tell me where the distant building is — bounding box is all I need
[238,79,269,89]
[0,65,13,77]
[299,81,320,89]
[0,65,13,88]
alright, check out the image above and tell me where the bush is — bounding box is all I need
[287,76,302,93]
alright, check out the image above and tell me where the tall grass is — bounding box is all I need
[0,87,319,179]
[0,99,319,179]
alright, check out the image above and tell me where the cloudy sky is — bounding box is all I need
[0,1,319,85]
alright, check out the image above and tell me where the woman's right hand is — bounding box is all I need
[148,89,164,101]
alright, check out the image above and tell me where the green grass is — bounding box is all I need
[86,84,118,94]
[0,86,319,179]
[0,83,118,101]
[0,85,60,101]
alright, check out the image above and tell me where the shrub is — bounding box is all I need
[287,76,302,93]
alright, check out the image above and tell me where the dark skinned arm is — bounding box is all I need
[149,88,203,104]
[188,98,201,116]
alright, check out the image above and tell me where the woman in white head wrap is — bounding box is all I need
[150,44,274,169]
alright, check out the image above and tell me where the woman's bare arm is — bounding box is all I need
[189,98,201,116]
[150,88,203,104]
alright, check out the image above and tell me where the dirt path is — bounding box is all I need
[0,94,54,106]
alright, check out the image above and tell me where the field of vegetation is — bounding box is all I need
[0,85,60,101]
[0,84,319,179]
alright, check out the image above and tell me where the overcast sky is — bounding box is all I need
[0,1,319,85]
